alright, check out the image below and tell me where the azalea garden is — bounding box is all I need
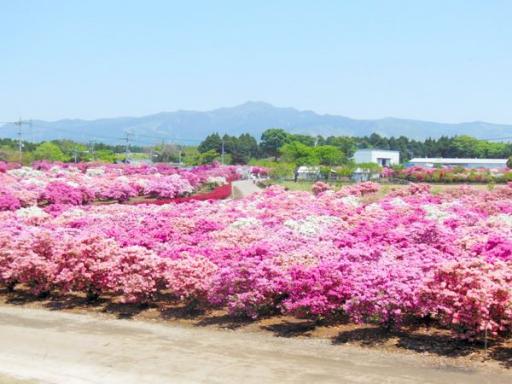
[0,161,511,346]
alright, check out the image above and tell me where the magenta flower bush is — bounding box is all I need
[41,182,95,205]
[0,188,21,211]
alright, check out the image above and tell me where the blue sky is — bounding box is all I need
[1,0,511,123]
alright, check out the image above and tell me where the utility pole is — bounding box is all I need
[73,147,79,163]
[221,137,225,165]
[89,140,96,161]
[13,118,32,163]
[124,132,131,163]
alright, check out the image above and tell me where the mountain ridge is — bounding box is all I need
[1,102,511,145]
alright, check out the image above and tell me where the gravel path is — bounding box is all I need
[0,306,509,384]
[231,180,262,199]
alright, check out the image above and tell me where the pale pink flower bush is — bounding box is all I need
[421,258,512,339]
[0,176,511,339]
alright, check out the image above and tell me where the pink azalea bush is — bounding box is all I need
[312,181,332,195]
[421,258,512,339]
[0,177,511,340]
[394,166,512,183]
[0,188,21,211]
[336,181,380,197]
[0,162,241,209]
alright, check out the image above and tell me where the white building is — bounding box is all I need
[408,158,507,169]
[296,166,320,180]
[353,149,400,167]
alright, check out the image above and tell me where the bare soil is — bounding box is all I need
[0,288,510,373]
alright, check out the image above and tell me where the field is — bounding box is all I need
[0,162,512,369]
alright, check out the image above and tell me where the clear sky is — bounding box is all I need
[1,0,511,123]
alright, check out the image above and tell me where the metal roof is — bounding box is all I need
[355,148,400,153]
[409,158,507,164]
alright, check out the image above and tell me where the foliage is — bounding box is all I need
[198,133,222,154]
[260,129,291,160]
[280,141,319,166]
[355,162,382,172]
[195,149,220,165]
[33,142,68,162]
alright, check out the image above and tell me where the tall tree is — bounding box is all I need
[280,141,319,166]
[198,133,222,153]
[313,145,344,165]
[260,129,290,160]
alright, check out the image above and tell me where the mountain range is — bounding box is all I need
[1,102,511,145]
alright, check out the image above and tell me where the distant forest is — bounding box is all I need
[1,129,511,166]
[197,129,512,165]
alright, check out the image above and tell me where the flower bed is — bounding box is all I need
[393,166,512,183]
[128,183,233,205]
[1,180,512,340]
[0,161,261,209]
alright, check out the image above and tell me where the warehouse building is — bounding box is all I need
[352,149,400,167]
[407,158,507,169]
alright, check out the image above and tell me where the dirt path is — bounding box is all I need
[231,179,262,199]
[0,306,509,384]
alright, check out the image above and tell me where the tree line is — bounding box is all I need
[197,129,512,165]
[0,138,144,164]
[2,129,512,166]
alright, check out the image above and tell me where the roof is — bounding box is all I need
[297,166,320,172]
[354,148,400,153]
[409,158,507,164]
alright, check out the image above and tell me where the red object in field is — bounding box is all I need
[129,183,232,206]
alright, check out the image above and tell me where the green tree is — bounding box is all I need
[325,136,357,158]
[231,133,258,164]
[198,133,222,153]
[280,141,319,166]
[290,134,315,146]
[196,149,219,164]
[33,142,68,161]
[507,156,512,169]
[313,145,344,165]
[95,149,116,163]
[260,129,290,160]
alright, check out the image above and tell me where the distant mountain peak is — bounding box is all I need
[1,102,511,144]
